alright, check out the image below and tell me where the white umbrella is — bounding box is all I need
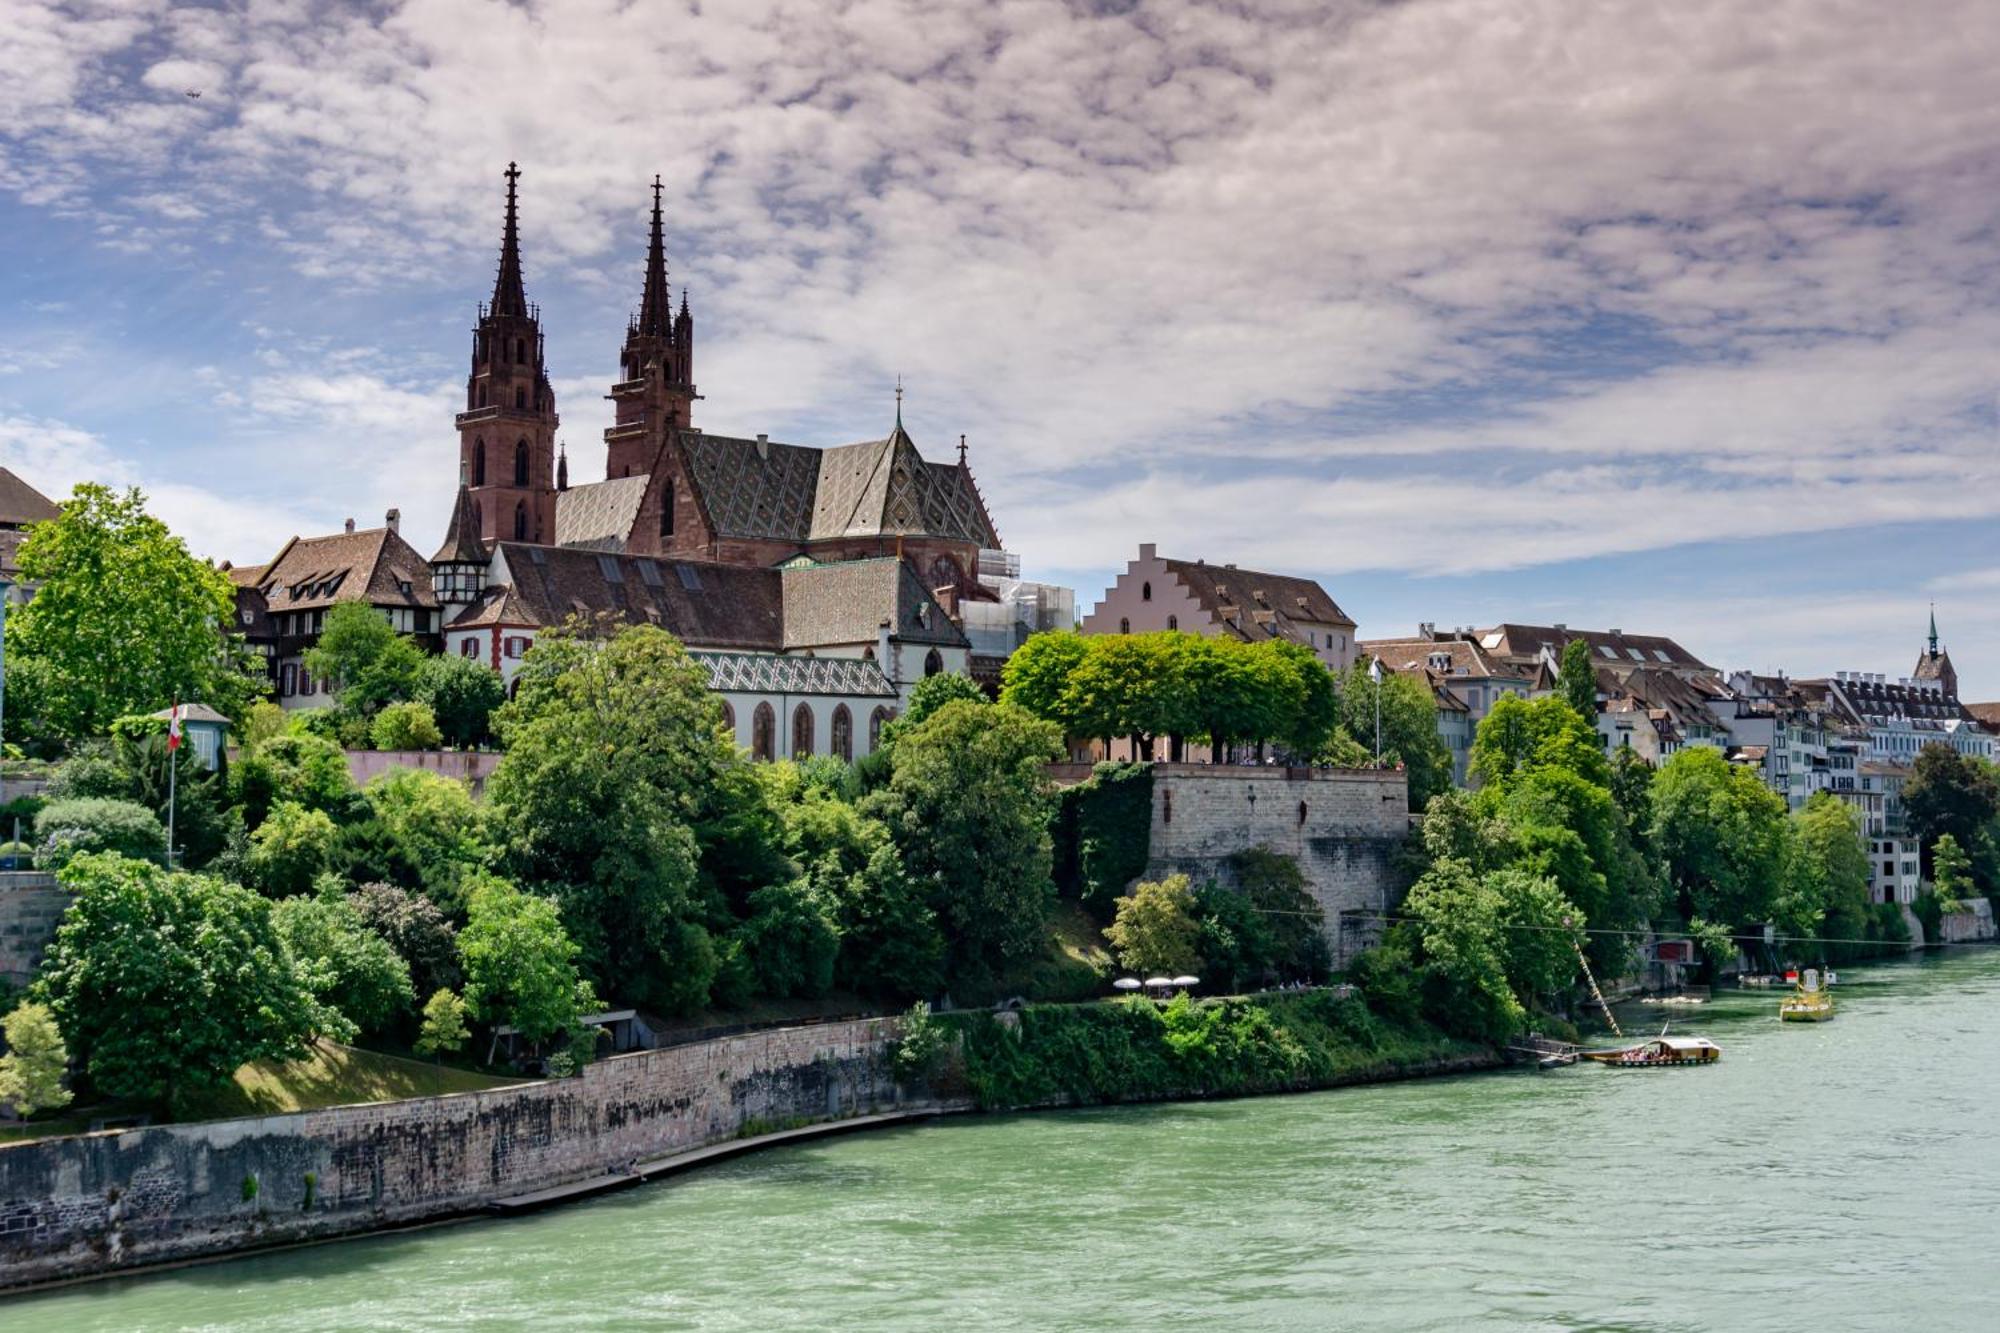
[1144,977,1172,989]
[1171,976,1200,988]
[1112,977,1142,991]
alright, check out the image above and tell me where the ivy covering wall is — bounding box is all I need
[1051,762,1155,916]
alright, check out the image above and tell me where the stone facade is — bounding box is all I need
[0,873,66,987]
[0,1017,906,1291]
[1141,765,1410,962]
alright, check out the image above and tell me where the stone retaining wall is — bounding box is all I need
[0,1016,902,1291]
[0,872,66,987]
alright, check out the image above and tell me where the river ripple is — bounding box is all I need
[14,950,2000,1331]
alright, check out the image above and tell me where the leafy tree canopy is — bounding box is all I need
[8,484,264,744]
[1650,746,1790,930]
[0,1001,72,1116]
[413,653,507,749]
[272,883,415,1038]
[303,602,426,720]
[459,875,592,1043]
[1104,873,1202,976]
[1558,638,1598,720]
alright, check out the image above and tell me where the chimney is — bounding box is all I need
[1139,543,1157,561]
[1609,627,1623,636]
[1553,623,1567,632]
[755,433,769,459]
[344,517,355,534]
[385,508,400,535]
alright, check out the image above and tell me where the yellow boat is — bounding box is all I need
[1779,968,1835,1022]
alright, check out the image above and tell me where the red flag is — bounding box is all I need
[166,702,183,753]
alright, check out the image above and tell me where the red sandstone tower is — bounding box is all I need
[603,176,698,481]
[453,162,560,544]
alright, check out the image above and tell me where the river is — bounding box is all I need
[14,950,2000,1331]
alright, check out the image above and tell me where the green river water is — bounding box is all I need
[13,950,2000,1331]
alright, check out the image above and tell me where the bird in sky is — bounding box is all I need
[185,90,202,99]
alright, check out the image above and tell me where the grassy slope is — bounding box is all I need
[177,1039,521,1120]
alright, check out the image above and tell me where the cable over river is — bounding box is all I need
[17,950,2000,1331]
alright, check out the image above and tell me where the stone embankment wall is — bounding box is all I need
[0,1017,903,1291]
[1936,899,1997,945]
[1143,765,1409,960]
[0,872,66,987]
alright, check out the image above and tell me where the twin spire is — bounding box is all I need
[490,162,529,319]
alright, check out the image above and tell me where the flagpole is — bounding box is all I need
[166,701,179,869]
[1369,656,1383,769]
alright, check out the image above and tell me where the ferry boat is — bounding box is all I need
[1579,1036,1721,1068]
[1779,967,1835,1022]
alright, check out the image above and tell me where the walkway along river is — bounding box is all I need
[13,949,2000,1331]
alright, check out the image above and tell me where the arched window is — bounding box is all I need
[792,703,814,758]
[473,439,487,485]
[660,478,675,538]
[514,337,525,363]
[514,439,529,486]
[1167,615,1178,631]
[752,703,775,761]
[720,701,736,738]
[830,705,853,762]
[476,383,487,407]
[513,501,528,541]
[515,387,526,409]
[869,706,893,751]
[1119,618,1131,635]
[924,648,944,678]
[863,645,876,661]
[1142,581,1152,601]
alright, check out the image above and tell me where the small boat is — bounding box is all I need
[1640,995,1705,1007]
[1579,1036,1721,1068]
[1779,967,1835,1023]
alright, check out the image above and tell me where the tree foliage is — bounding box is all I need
[1558,638,1598,720]
[303,602,426,721]
[1334,661,1453,808]
[459,876,590,1043]
[33,854,319,1107]
[413,654,507,749]
[351,880,461,997]
[0,1001,72,1116]
[371,701,443,751]
[1650,747,1790,930]
[6,484,264,746]
[244,801,339,896]
[1104,874,1202,975]
[33,797,166,871]
[272,885,416,1038]
[415,989,470,1061]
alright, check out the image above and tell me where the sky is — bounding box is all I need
[2,0,1997,693]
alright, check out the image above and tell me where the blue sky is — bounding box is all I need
[2,0,1997,693]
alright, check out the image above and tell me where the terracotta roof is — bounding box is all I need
[555,475,650,550]
[1361,636,1524,681]
[779,558,969,650]
[257,526,439,613]
[1159,558,1354,648]
[444,584,542,630]
[0,468,58,528]
[692,651,898,698]
[224,562,268,588]
[433,486,489,564]
[489,543,783,651]
[1964,701,2000,728]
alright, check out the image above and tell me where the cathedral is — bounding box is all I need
[443,164,1000,605]
[232,164,1011,759]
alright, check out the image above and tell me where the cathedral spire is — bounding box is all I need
[636,174,671,339]
[491,162,528,318]
[1929,603,1939,655]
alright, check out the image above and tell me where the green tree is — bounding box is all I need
[1558,638,1598,720]
[1401,859,1523,1044]
[272,885,416,1038]
[999,629,1091,737]
[1902,744,2000,885]
[488,626,730,1012]
[231,732,358,829]
[1104,873,1202,975]
[1931,832,1972,912]
[734,879,840,999]
[1789,793,1872,958]
[303,602,426,720]
[358,769,494,915]
[865,699,1064,985]
[32,797,166,871]
[0,1001,72,1116]
[414,989,470,1062]
[350,881,461,997]
[1335,662,1453,808]
[245,801,339,896]
[370,701,443,751]
[1650,747,1790,931]
[413,654,507,749]
[1469,693,1609,791]
[240,701,288,752]
[6,484,265,744]
[32,854,319,1108]
[1608,747,1655,850]
[900,671,990,729]
[458,876,589,1043]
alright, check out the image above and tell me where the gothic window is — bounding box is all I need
[1298,801,1309,826]
[660,478,675,538]
[1142,581,1152,601]
[477,383,488,407]
[1120,618,1131,635]
[516,387,526,409]
[473,440,487,485]
[514,440,529,486]
[720,701,736,737]
[869,706,893,752]
[792,703,815,758]
[924,648,944,678]
[831,705,853,762]
[752,703,775,761]
[513,501,528,541]
[514,337,525,363]
[1167,615,1178,631]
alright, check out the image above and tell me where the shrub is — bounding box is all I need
[33,797,166,871]
[892,1000,948,1082]
[735,879,840,999]
[371,701,444,752]
[245,801,339,896]
[272,887,415,1037]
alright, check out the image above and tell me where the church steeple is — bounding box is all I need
[1929,603,1939,656]
[606,175,699,484]
[490,162,529,319]
[454,162,560,546]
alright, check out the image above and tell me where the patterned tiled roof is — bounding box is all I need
[692,651,898,698]
[780,558,969,650]
[679,431,822,541]
[555,475,650,550]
